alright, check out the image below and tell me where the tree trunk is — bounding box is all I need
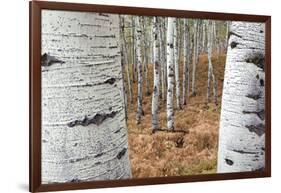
[131,17,137,83]
[166,17,176,130]
[120,16,133,106]
[206,20,218,105]
[135,17,143,124]
[151,17,160,130]
[217,22,265,172]
[191,20,198,96]
[41,10,132,183]
[182,19,189,106]
[143,17,150,96]
[159,18,166,101]
[174,20,181,110]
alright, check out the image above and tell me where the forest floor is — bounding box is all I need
[125,53,226,178]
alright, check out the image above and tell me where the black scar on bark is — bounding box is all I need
[245,124,265,136]
[246,93,261,100]
[114,127,122,133]
[229,31,242,38]
[70,178,81,183]
[41,53,65,67]
[154,33,158,40]
[98,13,109,17]
[104,78,116,85]
[245,52,264,70]
[94,152,104,158]
[168,43,174,49]
[108,46,118,49]
[116,148,127,159]
[254,167,264,171]
[225,158,234,165]
[67,111,118,127]
[260,79,264,86]
[242,109,264,120]
[230,41,238,49]
[95,35,116,38]
[232,149,257,154]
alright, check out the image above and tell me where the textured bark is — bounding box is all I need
[143,17,150,96]
[202,21,206,53]
[206,21,218,105]
[225,21,229,53]
[151,17,160,130]
[182,19,190,106]
[174,20,181,110]
[217,22,265,172]
[159,18,166,101]
[41,10,131,183]
[120,16,133,106]
[166,17,176,130]
[131,17,136,83]
[191,20,198,96]
[135,17,143,124]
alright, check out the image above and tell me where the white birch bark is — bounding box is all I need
[41,10,132,183]
[143,17,150,96]
[120,16,133,106]
[225,21,229,53]
[217,22,265,172]
[206,21,218,105]
[131,17,136,83]
[151,17,160,130]
[191,20,198,96]
[182,19,189,106]
[202,21,206,53]
[166,17,176,130]
[159,18,166,101]
[135,17,143,124]
[174,20,181,110]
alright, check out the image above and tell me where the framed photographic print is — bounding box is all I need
[29,1,271,192]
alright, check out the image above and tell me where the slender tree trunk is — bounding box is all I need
[217,22,265,172]
[206,21,218,105]
[173,20,181,110]
[120,16,133,106]
[202,21,206,53]
[191,20,198,96]
[159,18,166,101]
[151,17,160,130]
[41,10,131,183]
[182,19,189,106]
[143,17,150,96]
[135,17,143,124]
[166,17,176,130]
[131,17,136,83]
[225,21,229,53]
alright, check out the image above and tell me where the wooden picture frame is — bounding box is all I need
[30,1,271,192]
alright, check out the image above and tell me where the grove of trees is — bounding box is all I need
[41,10,265,182]
[120,15,228,130]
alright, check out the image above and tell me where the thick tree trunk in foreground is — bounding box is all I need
[166,17,176,130]
[151,17,160,130]
[217,22,265,172]
[182,19,189,106]
[206,21,218,105]
[41,10,131,183]
[135,17,143,124]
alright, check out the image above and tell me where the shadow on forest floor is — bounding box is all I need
[125,53,226,178]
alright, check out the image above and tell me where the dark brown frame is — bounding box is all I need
[30,1,271,192]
